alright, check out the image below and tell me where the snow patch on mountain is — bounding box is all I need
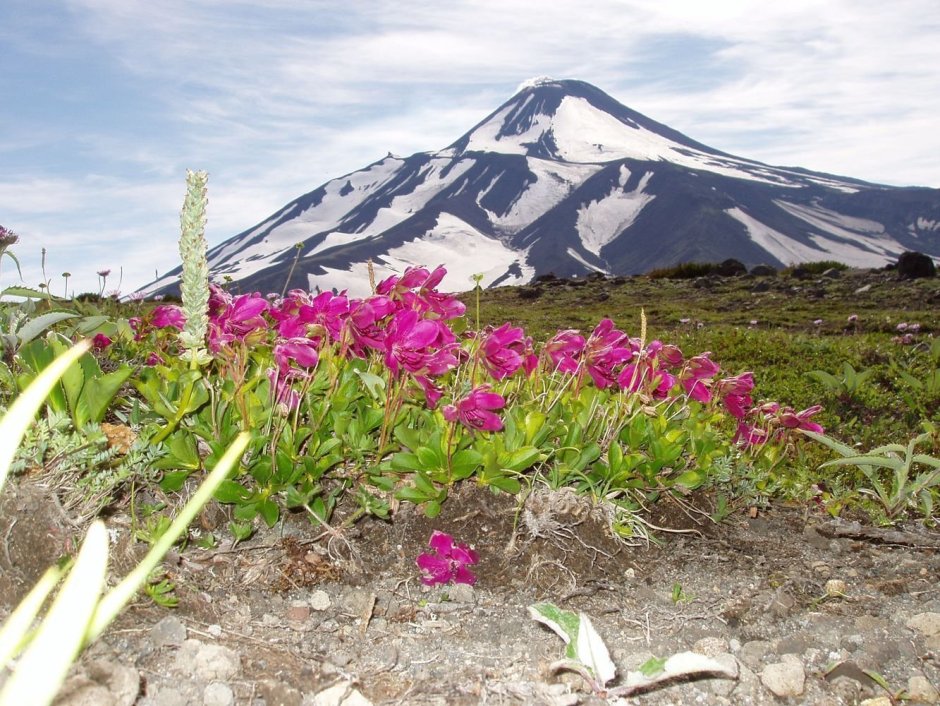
[359,158,474,236]
[208,158,407,272]
[775,201,887,239]
[916,217,939,231]
[211,207,295,264]
[727,205,904,267]
[726,207,826,265]
[565,247,607,274]
[463,103,552,155]
[306,212,530,298]
[485,158,602,231]
[576,168,655,256]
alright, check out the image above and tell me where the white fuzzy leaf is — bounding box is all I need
[613,651,738,696]
[575,612,616,687]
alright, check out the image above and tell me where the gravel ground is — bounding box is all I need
[2,480,939,705]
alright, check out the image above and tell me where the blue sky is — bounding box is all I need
[2,0,939,296]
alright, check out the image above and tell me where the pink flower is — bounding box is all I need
[415,531,479,586]
[776,404,824,434]
[344,295,396,355]
[207,285,271,351]
[715,372,755,420]
[734,422,769,447]
[618,361,674,398]
[582,319,633,389]
[267,368,302,413]
[273,337,320,374]
[376,265,431,296]
[414,375,444,409]
[145,352,164,366]
[151,305,185,330]
[442,385,505,432]
[544,329,585,373]
[659,344,684,369]
[91,333,112,350]
[847,314,858,324]
[681,353,720,403]
[384,309,457,377]
[478,323,537,380]
[272,289,349,341]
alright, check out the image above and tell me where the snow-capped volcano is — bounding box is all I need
[143,79,940,297]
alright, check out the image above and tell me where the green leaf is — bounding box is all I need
[574,443,602,472]
[423,500,442,518]
[608,442,623,471]
[501,446,541,472]
[16,312,78,346]
[353,369,386,400]
[1,286,63,301]
[394,425,423,451]
[159,470,191,492]
[214,480,251,504]
[639,655,667,677]
[82,366,133,424]
[673,469,705,489]
[450,449,482,480]
[258,498,280,527]
[390,451,421,472]
[416,445,443,471]
[413,471,438,496]
[166,430,201,470]
[395,486,433,504]
[821,456,903,472]
[228,520,254,541]
[487,476,521,494]
[523,411,547,445]
[233,502,258,522]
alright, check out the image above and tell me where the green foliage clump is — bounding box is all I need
[783,260,848,275]
[647,262,718,280]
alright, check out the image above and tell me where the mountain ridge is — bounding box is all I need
[142,79,940,297]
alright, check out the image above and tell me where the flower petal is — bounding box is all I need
[427,530,454,555]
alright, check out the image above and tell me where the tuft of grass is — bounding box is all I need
[647,262,719,280]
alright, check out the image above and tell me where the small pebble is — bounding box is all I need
[203,682,235,706]
[150,616,187,648]
[907,612,940,637]
[287,601,311,622]
[761,654,805,697]
[309,590,332,611]
[825,579,848,598]
[907,674,940,704]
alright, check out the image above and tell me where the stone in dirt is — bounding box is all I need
[54,659,140,706]
[149,615,187,648]
[897,250,937,279]
[172,639,241,681]
[906,612,940,637]
[906,675,940,704]
[309,681,373,706]
[760,654,806,697]
[309,589,332,610]
[202,682,235,706]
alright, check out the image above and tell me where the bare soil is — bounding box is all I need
[2,479,939,705]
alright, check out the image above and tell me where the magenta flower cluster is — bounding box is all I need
[128,265,822,444]
[542,318,823,445]
[415,530,479,586]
